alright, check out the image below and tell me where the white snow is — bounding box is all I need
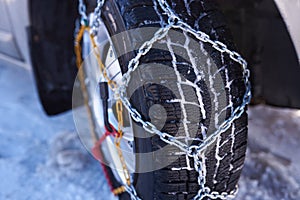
[0,62,116,200]
[236,105,300,200]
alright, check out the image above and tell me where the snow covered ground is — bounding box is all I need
[0,62,115,200]
[0,62,299,199]
[236,105,300,200]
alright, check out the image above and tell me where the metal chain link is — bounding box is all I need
[78,0,88,24]
[77,0,252,199]
[91,0,106,35]
[125,185,142,200]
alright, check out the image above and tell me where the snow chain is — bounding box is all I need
[75,0,252,199]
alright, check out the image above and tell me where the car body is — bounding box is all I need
[0,0,30,69]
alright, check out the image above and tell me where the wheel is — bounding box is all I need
[75,0,248,199]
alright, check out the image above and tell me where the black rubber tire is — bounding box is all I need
[28,0,78,115]
[100,0,248,199]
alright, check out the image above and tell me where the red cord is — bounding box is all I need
[91,126,120,194]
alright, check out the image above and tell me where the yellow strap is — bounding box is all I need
[112,186,126,195]
[74,25,98,144]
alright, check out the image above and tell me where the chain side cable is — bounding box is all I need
[75,8,132,195]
